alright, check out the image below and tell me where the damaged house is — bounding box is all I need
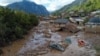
[53,19,79,33]
[69,16,84,26]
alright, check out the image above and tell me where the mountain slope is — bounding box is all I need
[53,0,100,15]
[7,0,49,16]
[57,0,86,12]
[78,0,100,12]
[53,0,86,15]
[68,0,100,12]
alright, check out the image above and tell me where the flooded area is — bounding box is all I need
[1,0,100,56]
[40,33,96,56]
[1,21,98,56]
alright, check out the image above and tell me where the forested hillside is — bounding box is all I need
[0,6,39,47]
[53,0,100,15]
[68,0,100,12]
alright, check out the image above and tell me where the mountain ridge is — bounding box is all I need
[53,0,100,15]
[7,0,49,16]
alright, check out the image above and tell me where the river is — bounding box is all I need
[1,21,96,56]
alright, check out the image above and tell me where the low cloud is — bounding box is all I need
[0,0,75,11]
[31,0,75,11]
[0,0,22,6]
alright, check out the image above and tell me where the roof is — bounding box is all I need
[70,16,80,18]
[86,17,100,25]
[43,17,50,20]
[54,19,68,24]
[70,16,82,20]
[89,17,100,23]
[91,10,100,14]
[75,19,84,22]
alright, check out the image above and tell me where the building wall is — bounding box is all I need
[85,25,100,33]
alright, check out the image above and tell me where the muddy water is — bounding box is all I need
[16,21,64,56]
[1,21,63,56]
[1,21,97,56]
[41,34,96,56]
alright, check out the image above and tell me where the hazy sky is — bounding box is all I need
[0,0,75,11]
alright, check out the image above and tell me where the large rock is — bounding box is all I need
[66,23,79,33]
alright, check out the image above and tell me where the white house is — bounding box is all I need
[69,16,84,25]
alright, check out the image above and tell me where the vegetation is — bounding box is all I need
[0,6,39,47]
[68,0,100,12]
[53,0,100,15]
[83,17,89,24]
[94,43,100,56]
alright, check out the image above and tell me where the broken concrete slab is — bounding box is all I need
[49,43,65,52]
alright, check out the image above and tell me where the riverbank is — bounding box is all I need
[1,27,36,56]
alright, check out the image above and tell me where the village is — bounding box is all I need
[40,10,100,33]
[1,10,100,56]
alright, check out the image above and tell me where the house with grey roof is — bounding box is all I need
[85,17,100,33]
[54,19,68,24]
[53,19,69,28]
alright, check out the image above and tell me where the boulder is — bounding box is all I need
[66,23,79,33]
